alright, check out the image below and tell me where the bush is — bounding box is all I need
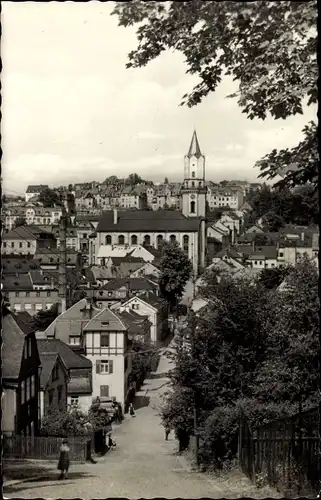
[40,408,92,437]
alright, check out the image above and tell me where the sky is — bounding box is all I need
[2,2,317,195]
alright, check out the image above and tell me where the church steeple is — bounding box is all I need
[187,130,203,159]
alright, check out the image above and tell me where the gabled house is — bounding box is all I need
[246,246,278,269]
[2,308,41,437]
[25,185,49,203]
[246,225,265,234]
[212,248,245,269]
[82,308,132,407]
[98,278,158,302]
[36,338,93,413]
[38,352,69,418]
[128,261,161,279]
[113,292,169,344]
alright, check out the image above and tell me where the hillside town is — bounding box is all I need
[2,1,318,499]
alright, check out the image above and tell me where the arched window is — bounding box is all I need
[192,171,195,178]
[199,181,202,187]
[191,181,195,187]
[105,235,112,245]
[143,235,151,246]
[131,235,138,245]
[170,235,176,243]
[190,201,196,213]
[118,234,125,245]
[156,235,163,248]
[183,235,189,255]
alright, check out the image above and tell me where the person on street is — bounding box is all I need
[107,433,116,450]
[57,438,70,479]
[129,403,136,417]
[165,426,171,441]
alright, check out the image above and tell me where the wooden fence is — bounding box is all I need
[239,406,321,495]
[3,435,89,462]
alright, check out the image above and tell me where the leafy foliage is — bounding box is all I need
[161,257,319,468]
[39,187,61,208]
[158,241,192,311]
[41,408,92,437]
[14,217,26,228]
[113,1,317,187]
[88,404,112,431]
[30,303,59,331]
[261,211,286,232]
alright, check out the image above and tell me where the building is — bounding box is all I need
[113,292,169,344]
[206,186,244,210]
[94,278,159,307]
[25,206,63,226]
[2,308,41,436]
[3,207,26,230]
[25,185,49,203]
[2,226,57,256]
[38,352,69,418]
[2,274,59,315]
[95,245,154,267]
[36,339,93,413]
[82,308,132,407]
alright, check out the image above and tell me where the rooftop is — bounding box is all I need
[102,278,157,292]
[83,308,127,332]
[37,338,92,369]
[26,185,49,193]
[39,353,59,389]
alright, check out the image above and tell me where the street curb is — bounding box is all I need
[3,474,51,489]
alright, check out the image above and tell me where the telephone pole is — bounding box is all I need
[58,196,68,315]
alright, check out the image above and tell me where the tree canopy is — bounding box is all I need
[159,241,192,312]
[39,187,61,207]
[113,1,317,188]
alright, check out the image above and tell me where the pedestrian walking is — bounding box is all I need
[129,403,136,417]
[57,438,70,479]
[165,426,171,441]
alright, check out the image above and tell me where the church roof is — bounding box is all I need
[186,130,203,159]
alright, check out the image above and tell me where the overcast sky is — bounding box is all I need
[2,2,316,195]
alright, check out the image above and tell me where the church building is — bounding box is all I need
[89,132,207,273]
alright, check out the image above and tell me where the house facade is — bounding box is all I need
[38,353,69,418]
[83,308,132,407]
[2,309,41,436]
[25,185,49,203]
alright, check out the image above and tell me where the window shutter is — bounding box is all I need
[96,360,101,374]
[109,360,113,374]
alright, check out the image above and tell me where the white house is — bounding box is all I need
[96,244,155,265]
[83,308,132,408]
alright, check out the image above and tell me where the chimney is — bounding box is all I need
[113,209,118,225]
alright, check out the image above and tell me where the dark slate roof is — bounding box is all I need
[214,248,242,260]
[3,226,39,240]
[102,278,157,291]
[68,376,91,394]
[2,311,27,379]
[2,256,41,274]
[37,339,92,369]
[186,130,203,159]
[96,210,201,233]
[235,245,255,256]
[2,274,33,291]
[110,256,145,267]
[139,292,166,310]
[248,246,278,260]
[39,353,59,389]
[26,184,49,193]
[15,311,34,335]
[118,310,150,335]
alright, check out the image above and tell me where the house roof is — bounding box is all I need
[110,256,145,267]
[139,292,166,310]
[2,274,33,291]
[1,256,41,274]
[102,278,157,292]
[14,311,34,335]
[37,338,92,369]
[248,246,278,260]
[39,353,59,389]
[68,375,92,394]
[214,248,242,260]
[3,226,40,240]
[186,130,203,159]
[26,184,49,193]
[83,308,127,332]
[2,310,28,379]
[96,210,201,233]
[118,309,150,335]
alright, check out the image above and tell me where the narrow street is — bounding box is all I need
[4,342,226,499]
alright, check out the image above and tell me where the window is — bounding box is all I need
[156,235,163,248]
[259,261,262,265]
[97,360,114,374]
[3,242,6,248]
[57,385,63,403]
[191,181,195,187]
[46,303,53,310]
[132,303,139,310]
[31,375,36,398]
[100,385,109,397]
[21,381,25,404]
[11,242,14,248]
[131,234,138,245]
[36,303,42,311]
[70,396,79,406]
[183,235,189,255]
[26,291,30,297]
[69,336,80,345]
[26,378,31,401]
[25,303,32,310]
[118,234,125,245]
[27,242,31,248]
[279,252,284,257]
[271,263,275,268]
[170,235,176,243]
[48,390,54,406]
[191,171,195,178]
[190,201,196,213]
[83,233,87,239]
[254,261,257,265]
[36,291,40,297]
[28,337,32,357]
[199,181,202,187]
[19,242,23,248]
[101,334,110,347]
[105,235,112,245]
[47,291,51,297]
[143,235,151,246]
[15,291,19,297]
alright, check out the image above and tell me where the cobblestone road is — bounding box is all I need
[3,341,235,499]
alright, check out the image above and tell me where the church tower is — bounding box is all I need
[181,130,206,218]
